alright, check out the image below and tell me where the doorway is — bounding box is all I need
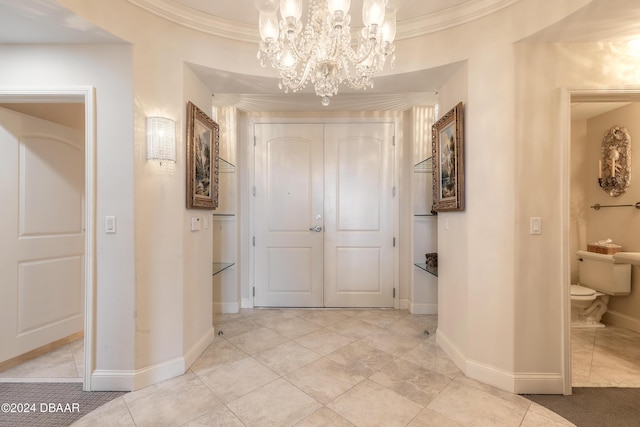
[563,88,640,393]
[0,88,96,390]
[253,122,396,308]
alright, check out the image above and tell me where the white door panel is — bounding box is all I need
[254,124,324,307]
[0,107,84,363]
[20,137,84,235]
[324,123,394,307]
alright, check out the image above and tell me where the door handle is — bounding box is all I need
[309,226,323,232]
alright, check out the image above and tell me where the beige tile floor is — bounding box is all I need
[1,309,580,426]
[571,325,640,387]
[72,309,575,426]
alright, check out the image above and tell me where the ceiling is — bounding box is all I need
[2,0,640,113]
[0,0,120,43]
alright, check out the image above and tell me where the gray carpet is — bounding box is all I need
[525,388,640,427]
[0,382,126,426]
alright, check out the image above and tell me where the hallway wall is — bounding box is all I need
[514,41,640,392]
[0,44,136,386]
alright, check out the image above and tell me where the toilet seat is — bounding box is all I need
[571,284,604,301]
[571,284,595,296]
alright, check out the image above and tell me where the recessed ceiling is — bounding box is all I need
[188,61,464,111]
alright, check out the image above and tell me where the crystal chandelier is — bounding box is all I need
[255,0,399,106]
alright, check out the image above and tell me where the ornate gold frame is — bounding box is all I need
[432,102,464,211]
[186,101,219,209]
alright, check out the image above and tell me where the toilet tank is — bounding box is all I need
[577,250,631,295]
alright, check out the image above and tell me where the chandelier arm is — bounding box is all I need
[285,31,311,66]
[288,57,316,92]
[340,56,367,90]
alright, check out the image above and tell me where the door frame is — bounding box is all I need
[559,86,640,395]
[0,87,96,390]
[246,115,401,309]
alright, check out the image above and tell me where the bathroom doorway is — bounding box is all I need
[564,88,640,392]
[0,88,96,390]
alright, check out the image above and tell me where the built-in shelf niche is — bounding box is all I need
[219,157,235,173]
[414,263,438,277]
[212,262,235,276]
[414,156,435,217]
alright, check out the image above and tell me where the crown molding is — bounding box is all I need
[127,0,521,43]
[397,0,521,40]
[126,0,258,43]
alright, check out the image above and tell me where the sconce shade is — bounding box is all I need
[146,117,176,163]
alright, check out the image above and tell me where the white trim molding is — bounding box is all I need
[513,373,565,395]
[127,0,520,43]
[409,302,438,314]
[184,327,216,370]
[213,301,240,314]
[437,329,566,394]
[92,327,214,391]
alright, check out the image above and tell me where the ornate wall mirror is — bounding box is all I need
[598,125,631,197]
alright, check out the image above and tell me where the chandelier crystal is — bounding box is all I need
[255,0,399,106]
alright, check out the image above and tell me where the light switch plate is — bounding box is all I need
[191,216,201,231]
[530,217,542,235]
[105,216,117,234]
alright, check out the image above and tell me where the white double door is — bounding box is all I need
[254,122,395,307]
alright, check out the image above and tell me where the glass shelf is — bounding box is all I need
[212,262,235,276]
[414,157,433,172]
[219,157,235,172]
[415,263,438,277]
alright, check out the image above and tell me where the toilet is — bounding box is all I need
[571,250,632,328]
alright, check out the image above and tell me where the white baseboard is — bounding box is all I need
[603,310,640,333]
[92,357,186,392]
[409,302,438,314]
[90,370,135,391]
[241,298,252,309]
[184,327,215,370]
[437,329,564,394]
[213,301,240,314]
[466,360,515,393]
[436,329,468,373]
[398,299,409,310]
[91,328,215,392]
[513,372,565,394]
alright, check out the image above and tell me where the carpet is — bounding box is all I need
[525,387,640,427]
[0,382,126,427]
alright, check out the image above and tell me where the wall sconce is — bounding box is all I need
[146,116,176,167]
[598,125,631,197]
